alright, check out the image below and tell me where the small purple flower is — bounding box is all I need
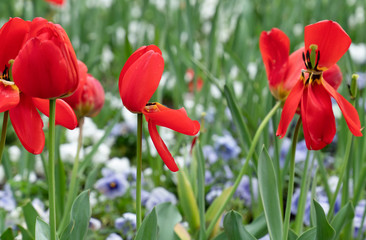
[206,186,222,204]
[106,233,123,240]
[145,187,177,211]
[95,173,129,199]
[214,132,241,161]
[205,170,214,185]
[89,217,101,230]
[356,72,366,90]
[115,212,136,239]
[353,200,366,238]
[202,145,218,164]
[131,188,150,206]
[234,176,258,207]
[0,184,16,212]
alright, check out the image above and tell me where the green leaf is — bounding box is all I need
[17,225,33,240]
[258,147,283,240]
[22,201,40,238]
[313,199,335,240]
[0,209,6,234]
[135,208,158,240]
[60,190,91,240]
[296,228,316,240]
[330,201,354,240]
[245,214,268,239]
[212,232,228,240]
[288,229,298,240]
[156,203,182,240]
[0,228,13,240]
[35,218,50,240]
[177,170,200,231]
[223,211,256,240]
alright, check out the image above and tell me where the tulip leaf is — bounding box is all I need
[245,214,268,238]
[288,229,299,240]
[0,228,14,240]
[223,210,257,240]
[135,208,158,240]
[155,202,182,240]
[22,201,40,238]
[177,169,200,230]
[0,210,5,234]
[330,201,354,240]
[35,218,50,240]
[296,227,316,240]
[258,146,283,240]
[313,199,335,240]
[60,190,91,240]
[17,225,33,240]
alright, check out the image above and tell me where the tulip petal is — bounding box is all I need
[301,84,336,150]
[9,94,45,154]
[276,80,305,138]
[119,49,164,112]
[323,64,342,90]
[259,28,290,88]
[283,48,305,91]
[0,18,30,68]
[304,20,351,69]
[143,103,200,135]
[322,80,362,136]
[148,121,179,172]
[0,81,20,112]
[33,98,78,130]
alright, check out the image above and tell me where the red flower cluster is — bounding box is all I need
[119,45,200,172]
[261,20,362,150]
[0,17,78,154]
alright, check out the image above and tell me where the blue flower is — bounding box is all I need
[202,145,218,164]
[106,233,123,240]
[205,170,214,185]
[353,200,366,238]
[206,186,222,204]
[95,173,129,199]
[0,184,16,212]
[145,187,177,211]
[234,175,258,207]
[89,218,101,230]
[115,212,136,239]
[214,131,241,161]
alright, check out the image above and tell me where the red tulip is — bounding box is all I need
[44,0,65,6]
[119,45,200,172]
[0,18,77,154]
[276,20,362,150]
[13,18,79,99]
[63,61,105,119]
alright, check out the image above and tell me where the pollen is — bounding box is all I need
[145,102,160,113]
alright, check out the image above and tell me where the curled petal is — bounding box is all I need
[301,84,336,150]
[276,80,305,138]
[259,28,290,90]
[119,48,164,113]
[148,121,179,172]
[33,98,78,129]
[304,20,351,69]
[0,81,20,112]
[9,95,45,154]
[323,64,342,90]
[283,48,306,92]
[143,103,200,135]
[322,80,362,136]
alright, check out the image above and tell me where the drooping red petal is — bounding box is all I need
[0,18,30,69]
[304,20,351,69]
[322,80,362,136]
[301,84,336,150]
[283,48,306,92]
[32,98,78,130]
[142,103,200,135]
[276,80,305,138]
[0,81,20,112]
[9,94,45,154]
[148,121,179,172]
[259,28,290,89]
[119,47,164,113]
[44,0,65,6]
[323,64,342,90]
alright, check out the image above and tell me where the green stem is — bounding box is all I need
[206,101,281,236]
[58,117,84,233]
[0,111,9,165]
[282,117,302,240]
[48,99,57,240]
[327,131,353,220]
[136,113,143,229]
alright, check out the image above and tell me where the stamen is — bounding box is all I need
[145,102,159,113]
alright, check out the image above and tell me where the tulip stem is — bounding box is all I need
[58,117,84,234]
[0,111,9,165]
[136,113,143,230]
[282,117,302,240]
[206,101,281,237]
[48,99,57,240]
